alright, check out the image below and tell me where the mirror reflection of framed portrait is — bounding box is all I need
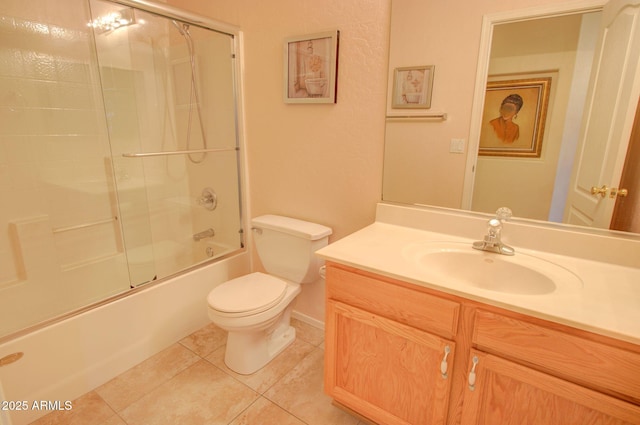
[391,65,435,109]
[479,77,552,157]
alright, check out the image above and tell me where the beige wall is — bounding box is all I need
[169,0,391,242]
[168,0,591,321]
[168,0,587,233]
[168,0,390,321]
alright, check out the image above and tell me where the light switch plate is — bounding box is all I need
[450,138,465,153]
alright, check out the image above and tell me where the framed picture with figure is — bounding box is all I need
[391,65,435,109]
[284,30,339,104]
[479,77,551,157]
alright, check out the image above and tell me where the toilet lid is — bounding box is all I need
[208,272,287,315]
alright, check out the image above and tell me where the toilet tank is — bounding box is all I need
[251,215,332,283]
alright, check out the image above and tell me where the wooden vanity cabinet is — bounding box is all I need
[324,262,640,425]
[324,263,461,425]
[460,349,640,425]
[461,310,640,424]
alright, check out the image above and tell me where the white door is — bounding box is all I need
[564,0,640,228]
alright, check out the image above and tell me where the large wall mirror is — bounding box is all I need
[383,0,640,236]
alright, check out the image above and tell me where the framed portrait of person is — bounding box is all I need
[479,77,551,157]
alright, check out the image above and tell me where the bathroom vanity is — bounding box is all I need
[317,203,640,425]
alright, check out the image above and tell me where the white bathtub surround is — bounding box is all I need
[0,379,12,425]
[0,252,250,425]
[317,202,640,344]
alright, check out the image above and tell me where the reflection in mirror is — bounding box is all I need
[383,0,640,236]
[472,13,600,222]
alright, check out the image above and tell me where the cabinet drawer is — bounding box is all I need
[326,264,460,338]
[473,310,640,403]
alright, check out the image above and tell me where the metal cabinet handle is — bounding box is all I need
[468,355,479,391]
[440,345,451,379]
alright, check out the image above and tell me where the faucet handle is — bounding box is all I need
[495,207,512,222]
[487,218,502,229]
[486,218,502,239]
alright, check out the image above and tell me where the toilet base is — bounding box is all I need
[223,306,296,375]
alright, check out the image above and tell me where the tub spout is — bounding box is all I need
[193,228,215,241]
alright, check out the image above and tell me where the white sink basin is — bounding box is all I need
[403,242,582,295]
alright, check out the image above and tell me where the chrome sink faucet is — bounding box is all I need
[472,207,515,256]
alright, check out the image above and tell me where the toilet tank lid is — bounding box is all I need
[251,215,332,240]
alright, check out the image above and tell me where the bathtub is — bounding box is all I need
[0,250,250,425]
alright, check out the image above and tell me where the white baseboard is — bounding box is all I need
[292,310,324,330]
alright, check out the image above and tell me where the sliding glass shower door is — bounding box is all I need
[0,0,243,340]
[90,0,242,287]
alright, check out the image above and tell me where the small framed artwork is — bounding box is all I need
[284,30,339,104]
[479,77,552,158]
[391,65,435,109]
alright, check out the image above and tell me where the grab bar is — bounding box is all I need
[122,147,238,158]
[52,217,117,233]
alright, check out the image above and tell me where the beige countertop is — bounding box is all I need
[317,220,640,345]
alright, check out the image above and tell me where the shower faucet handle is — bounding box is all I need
[198,188,217,210]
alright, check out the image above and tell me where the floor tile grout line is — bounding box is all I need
[260,391,311,425]
[112,358,260,424]
[264,394,312,425]
[96,343,202,416]
[255,343,322,396]
[185,324,325,397]
[28,322,329,424]
[199,343,312,397]
[224,395,261,425]
[112,410,130,425]
[259,346,326,423]
[91,390,121,420]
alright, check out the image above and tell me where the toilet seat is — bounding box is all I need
[207,272,287,317]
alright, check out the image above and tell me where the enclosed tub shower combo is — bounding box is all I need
[0,0,245,423]
[0,0,243,340]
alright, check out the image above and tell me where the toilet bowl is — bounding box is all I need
[207,272,301,374]
[206,215,331,375]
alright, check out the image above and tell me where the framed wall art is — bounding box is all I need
[479,77,552,157]
[284,30,339,104]
[391,65,435,109]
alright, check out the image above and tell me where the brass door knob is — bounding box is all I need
[590,185,608,197]
[610,188,629,198]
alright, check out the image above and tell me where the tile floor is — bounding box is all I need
[29,319,366,425]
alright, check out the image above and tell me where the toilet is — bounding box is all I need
[207,215,332,374]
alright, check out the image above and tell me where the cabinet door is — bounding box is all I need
[325,300,455,425]
[461,350,640,425]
